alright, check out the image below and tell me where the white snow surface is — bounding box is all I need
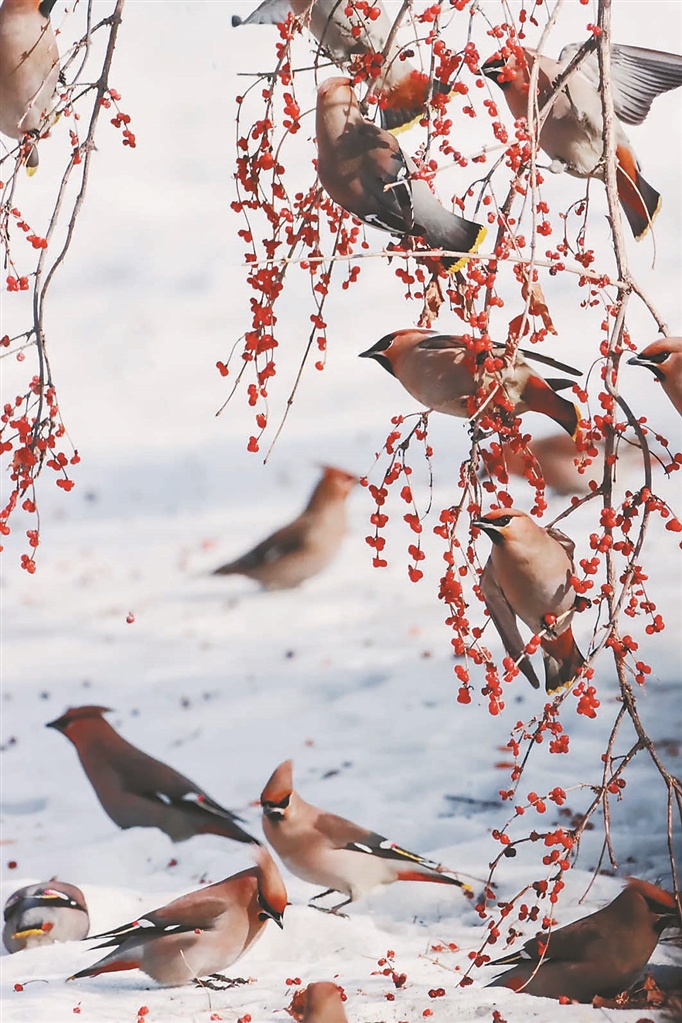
[1,1,681,1021]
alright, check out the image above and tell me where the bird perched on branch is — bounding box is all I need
[473,508,585,693]
[487,878,680,1002]
[0,0,60,171]
[68,845,286,986]
[315,77,486,273]
[232,0,449,131]
[260,759,471,915]
[481,42,682,239]
[212,465,356,591]
[46,706,259,845]
[360,329,581,436]
[300,981,349,1023]
[3,880,89,953]
[628,336,682,416]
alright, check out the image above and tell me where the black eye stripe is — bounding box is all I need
[264,794,290,810]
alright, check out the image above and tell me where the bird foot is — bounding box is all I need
[197,975,250,990]
[308,903,349,919]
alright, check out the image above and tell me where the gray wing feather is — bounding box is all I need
[232,0,293,27]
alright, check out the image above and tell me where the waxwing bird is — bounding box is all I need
[260,760,470,915]
[213,465,356,591]
[233,0,448,131]
[3,880,89,953]
[628,337,682,417]
[487,878,680,1002]
[0,0,60,170]
[46,706,259,845]
[481,43,682,239]
[316,77,486,272]
[359,329,581,436]
[473,508,585,692]
[301,981,349,1023]
[69,846,286,986]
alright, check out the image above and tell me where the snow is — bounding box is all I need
[1,1,681,1021]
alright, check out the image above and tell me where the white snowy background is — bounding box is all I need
[1,1,681,1021]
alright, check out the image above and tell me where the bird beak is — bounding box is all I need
[627,355,645,367]
[45,717,65,732]
[358,347,375,359]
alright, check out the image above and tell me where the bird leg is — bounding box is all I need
[309,887,337,903]
[308,891,352,918]
[196,975,250,991]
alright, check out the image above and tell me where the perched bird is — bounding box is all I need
[3,880,89,953]
[46,706,259,845]
[69,845,287,986]
[316,77,486,272]
[232,0,448,131]
[473,508,585,692]
[359,329,581,436]
[260,760,470,915]
[301,981,349,1023]
[487,878,681,1002]
[481,43,682,239]
[213,465,356,591]
[628,336,682,416]
[0,0,60,171]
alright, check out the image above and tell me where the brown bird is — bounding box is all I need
[261,760,470,915]
[315,77,486,272]
[233,0,449,131]
[301,981,349,1023]
[46,706,259,845]
[628,336,682,417]
[481,43,682,239]
[69,845,287,986]
[487,878,681,1002]
[0,0,60,171]
[359,329,581,436]
[473,508,585,692]
[3,880,89,953]
[213,465,356,591]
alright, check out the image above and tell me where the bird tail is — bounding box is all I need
[68,951,140,981]
[521,376,579,438]
[197,819,261,845]
[380,76,451,133]
[541,627,584,693]
[616,144,661,240]
[427,212,487,274]
[212,560,241,576]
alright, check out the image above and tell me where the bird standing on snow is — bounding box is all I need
[3,880,89,953]
[315,77,486,273]
[260,760,470,915]
[487,878,680,1001]
[69,845,286,986]
[628,336,682,416]
[359,329,581,436]
[473,508,585,693]
[301,981,349,1023]
[46,706,259,845]
[0,0,60,171]
[481,43,682,239]
[233,0,449,132]
[213,465,356,590]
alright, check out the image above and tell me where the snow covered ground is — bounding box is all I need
[1,1,681,1021]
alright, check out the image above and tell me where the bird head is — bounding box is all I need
[260,760,294,822]
[46,705,112,734]
[480,49,527,88]
[627,337,682,383]
[626,878,681,931]
[359,329,436,377]
[472,507,529,546]
[253,845,287,929]
[319,465,357,499]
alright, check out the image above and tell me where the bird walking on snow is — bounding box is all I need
[260,759,470,915]
[3,880,89,953]
[315,77,486,273]
[212,465,356,590]
[301,981,349,1023]
[473,508,585,693]
[487,878,680,1002]
[233,0,449,132]
[481,42,682,239]
[360,329,581,436]
[0,0,60,171]
[628,336,682,416]
[68,845,287,986]
[46,705,259,845]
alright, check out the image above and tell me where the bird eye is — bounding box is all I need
[646,349,671,364]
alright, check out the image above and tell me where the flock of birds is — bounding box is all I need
[1,0,681,1016]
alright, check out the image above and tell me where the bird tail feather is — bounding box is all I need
[542,627,584,693]
[380,78,451,133]
[616,145,661,240]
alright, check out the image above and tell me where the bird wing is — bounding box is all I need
[545,526,576,563]
[315,812,447,870]
[491,911,607,967]
[87,893,229,949]
[480,560,541,689]
[558,42,682,125]
[355,124,414,232]
[416,336,582,378]
[214,518,309,574]
[415,334,467,352]
[516,348,582,376]
[231,0,293,27]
